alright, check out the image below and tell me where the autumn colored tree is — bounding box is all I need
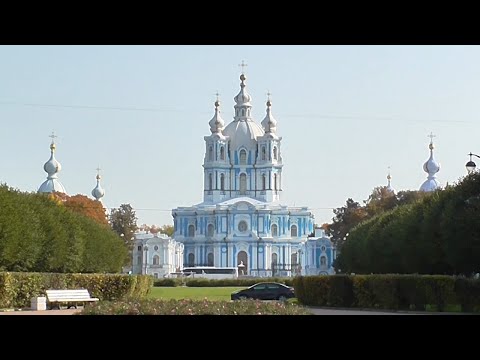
[48,192,108,226]
[63,194,108,226]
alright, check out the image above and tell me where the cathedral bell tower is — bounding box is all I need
[256,94,283,202]
[203,94,230,203]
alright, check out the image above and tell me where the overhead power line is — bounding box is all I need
[0,100,472,124]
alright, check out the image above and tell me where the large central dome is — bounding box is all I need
[223,119,264,152]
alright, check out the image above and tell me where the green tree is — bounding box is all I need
[110,204,138,250]
[335,172,480,275]
[0,184,127,273]
[364,186,398,217]
[326,198,368,248]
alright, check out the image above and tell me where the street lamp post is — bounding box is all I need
[466,152,480,174]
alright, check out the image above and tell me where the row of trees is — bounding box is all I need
[334,173,480,275]
[0,184,128,273]
[0,182,178,273]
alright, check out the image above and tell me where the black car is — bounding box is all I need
[231,282,295,301]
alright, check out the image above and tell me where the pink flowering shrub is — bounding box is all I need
[80,298,311,315]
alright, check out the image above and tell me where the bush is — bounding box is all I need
[352,275,374,308]
[327,275,354,307]
[80,298,312,315]
[295,276,329,306]
[0,272,152,308]
[369,275,400,310]
[153,278,178,287]
[396,275,426,311]
[455,277,480,312]
[298,274,480,312]
[423,275,456,312]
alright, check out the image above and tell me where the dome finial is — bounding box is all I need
[49,131,58,151]
[428,131,436,150]
[234,62,252,109]
[38,131,67,194]
[420,132,441,192]
[261,91,277,134]
[386,166,395,193]
[266,90,272,107]
[92,166,105,201]
[209,93,225,134]
[238,60,248,75]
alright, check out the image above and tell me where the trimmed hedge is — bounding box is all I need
[0,272,153,308]
[153,278,180,287]
[293,274,480,312]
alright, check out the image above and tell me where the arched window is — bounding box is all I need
[261,146,266,160]
[207,253,214,267]
[291,225,298,237]
[239,173,247,195]
[153,255,160,265]
[239,149,247,165]
[241,108,245,116]
[273,146,278,160]
[274,174,278,190]
[208,146,213,161]
[271,253,278,276]
[291,253,298,266]
[207,223,214,237]
[320,256,327,266]
[188,253,195,267]
[209,173,213,190]
[188,225,195,237]
[271,224,278,237]
[220,146,225,160]
[262,174,266,190]
[220,174,225,191]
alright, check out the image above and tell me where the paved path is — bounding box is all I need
[307,307,471,315]
[308,307,414,315]
[0,309,81,315]
[0,307,472,315]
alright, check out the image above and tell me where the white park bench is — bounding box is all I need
[45,289,99,310]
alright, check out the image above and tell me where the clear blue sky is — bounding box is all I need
[0,45,479,227]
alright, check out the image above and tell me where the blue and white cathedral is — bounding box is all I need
[172,72,336,277]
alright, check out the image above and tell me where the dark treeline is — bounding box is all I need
[335,173,480,275]
[0,184,128,273]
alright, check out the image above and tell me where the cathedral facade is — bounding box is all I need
[172,72,336,277]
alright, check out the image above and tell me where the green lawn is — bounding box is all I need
[148,287,246,301]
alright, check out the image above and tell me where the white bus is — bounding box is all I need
[181,267,239,280]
